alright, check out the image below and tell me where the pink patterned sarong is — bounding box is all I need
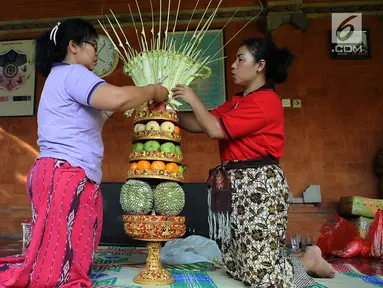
[0,157,103,287]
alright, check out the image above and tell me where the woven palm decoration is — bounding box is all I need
[99,0,263,116]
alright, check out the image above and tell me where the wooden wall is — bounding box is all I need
[1,2,383,238]
[0,0,260,22]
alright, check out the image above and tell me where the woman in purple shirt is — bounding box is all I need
[0,18,168,287]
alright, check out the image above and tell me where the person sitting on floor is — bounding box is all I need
[172,37,336,287]
[0,18,168,287]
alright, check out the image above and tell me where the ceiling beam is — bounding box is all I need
[0,1,381,35]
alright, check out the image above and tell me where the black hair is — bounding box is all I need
[35,18,98,77]
[241,37,295,84]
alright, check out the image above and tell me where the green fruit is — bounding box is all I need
[154,182,185,216]
[144,140,160,151]
[160,142,176,153]
[178,165,184,174]
[175,145,182,155]
[133,142,144,152]
[120,180,153,214]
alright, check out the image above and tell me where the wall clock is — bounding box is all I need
[94,34,119,78]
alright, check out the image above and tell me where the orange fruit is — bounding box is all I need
[165,162,178,173]
[174,126,180,134]
[151,161,165,170]
[130,162,138,170]
[137,160,151,170]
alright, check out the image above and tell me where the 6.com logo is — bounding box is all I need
[331,13,365,54]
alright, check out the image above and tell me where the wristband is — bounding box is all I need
[150,84,157,101]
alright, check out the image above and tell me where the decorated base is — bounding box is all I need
[133,242,174,286]
[127,169,184,183]
[129,150,183,164]
[133,130,181,143]
[134,109,179,125]
[123,215,186,286]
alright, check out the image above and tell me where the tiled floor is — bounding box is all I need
[0,239,382,277]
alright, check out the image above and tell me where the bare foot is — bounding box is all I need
[290,245,321,257]
[310,245,322,257]
[300,246,336,278]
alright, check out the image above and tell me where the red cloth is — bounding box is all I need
[0,157,103,288]
[211,88,284,162]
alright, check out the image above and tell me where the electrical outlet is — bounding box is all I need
[282,99,291,107]
[292,99,302,108]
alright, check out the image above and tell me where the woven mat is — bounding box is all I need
[314,263,383,288]
[91,246,383,288]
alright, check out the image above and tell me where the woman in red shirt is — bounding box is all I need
[172,37,335,287]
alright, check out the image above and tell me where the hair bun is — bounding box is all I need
[271,48,295,84]
[272,48,295,84]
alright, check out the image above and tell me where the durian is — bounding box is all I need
[120,179,153,214]
[154,182,185,216]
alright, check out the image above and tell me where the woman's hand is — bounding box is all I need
[152,84,169,103]
[171,84,198,105]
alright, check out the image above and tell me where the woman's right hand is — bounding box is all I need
[152,84,169,103]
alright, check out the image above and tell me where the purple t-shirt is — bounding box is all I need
[37,63,106,183]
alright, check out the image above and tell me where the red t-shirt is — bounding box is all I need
[211,86,284,162]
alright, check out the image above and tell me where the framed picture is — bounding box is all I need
[168,30,227,111]
[330,28,371,60]
[0,39,37,117]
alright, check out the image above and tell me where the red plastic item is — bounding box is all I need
[360,210,383,258]
[316,213,363,258]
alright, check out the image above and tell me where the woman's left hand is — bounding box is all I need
[171,84,198,105]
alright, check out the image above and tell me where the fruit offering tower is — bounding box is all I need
[120,102,186,286]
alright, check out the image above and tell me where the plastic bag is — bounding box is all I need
[160,235,222,265]
[360,210,383,258]
[317,213,363,258]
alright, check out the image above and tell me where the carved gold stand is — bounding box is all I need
[134,241,173,285]
[123,214,186,286]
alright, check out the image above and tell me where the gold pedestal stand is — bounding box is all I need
[123,214,186,286]
[134,242,173,285]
